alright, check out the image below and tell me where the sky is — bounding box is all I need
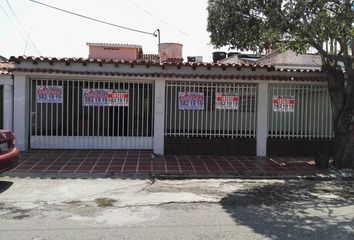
[0,0,231,62]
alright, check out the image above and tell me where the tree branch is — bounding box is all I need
[311,40,351,63]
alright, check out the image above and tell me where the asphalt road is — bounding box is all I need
[0,177,353,240]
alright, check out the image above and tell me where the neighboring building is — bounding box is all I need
[256,50,322,70]
[87,42,143,61]
[218,50,322,70]
[218,53,263,65]
[87,42,159,61]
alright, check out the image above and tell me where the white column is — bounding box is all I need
[3,84,13,130]
[256,83,269,156]
[13,75,29,151]
[153,80,165,155]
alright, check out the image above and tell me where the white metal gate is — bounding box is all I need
[30,79,154,149]
[268,84,334,139]
[165,82,257,138]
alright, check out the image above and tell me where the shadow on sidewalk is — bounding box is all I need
[220,180,354,240]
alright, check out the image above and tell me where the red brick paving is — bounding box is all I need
[7,150,322,177]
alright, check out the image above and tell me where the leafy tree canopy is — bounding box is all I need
[207,0,353,66]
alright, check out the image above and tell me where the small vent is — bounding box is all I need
[103,47,120,51]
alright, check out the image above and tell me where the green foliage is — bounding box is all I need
[207,0,354,63]
[207,0,270,51]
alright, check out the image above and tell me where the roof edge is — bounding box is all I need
[9,55,325,73]
[86,42,142,49]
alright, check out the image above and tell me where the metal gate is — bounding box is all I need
[165,82,257,138]
[30,79,154,149]
[268,84,334,139]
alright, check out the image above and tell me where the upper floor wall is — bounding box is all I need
[256,50,322,70]
[87,43,142,61]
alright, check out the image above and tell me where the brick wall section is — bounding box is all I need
[267,138,333,157]
[165,137,256,155]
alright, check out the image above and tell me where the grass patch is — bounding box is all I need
[95,198,117,208]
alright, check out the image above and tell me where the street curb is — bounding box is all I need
[152,172,354,181]
[3,170,354,181]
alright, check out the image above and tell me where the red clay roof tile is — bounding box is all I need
[9,67,329,82]
[10,55,278,70]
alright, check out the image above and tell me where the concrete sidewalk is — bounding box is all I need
[0,150,337,179]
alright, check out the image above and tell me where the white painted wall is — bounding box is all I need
[11,59,329,154]
[256,83,268,156]
[31,136,153,149]
[13,75,29,151]
[153,80,165,155]
[3,84,13,130]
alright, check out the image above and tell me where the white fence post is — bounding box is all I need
[153,80,165,155]
[13,75,29,151]
[256,83,268,156]
[3,84,13,130]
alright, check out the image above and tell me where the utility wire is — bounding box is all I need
[0,2,39,55]
[127,0,190,37]
[28,0,156,36]
[5,0,41,55]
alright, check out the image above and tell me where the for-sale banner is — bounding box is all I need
[272,95,295,112]
[178,92,204,110]
[36,86,63,103]
[82,89,129,106]
[215,92,239,110]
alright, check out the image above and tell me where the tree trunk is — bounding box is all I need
[332,107,354,168]
[325,64,354,169]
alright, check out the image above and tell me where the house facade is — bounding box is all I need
[0,54,333,157]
